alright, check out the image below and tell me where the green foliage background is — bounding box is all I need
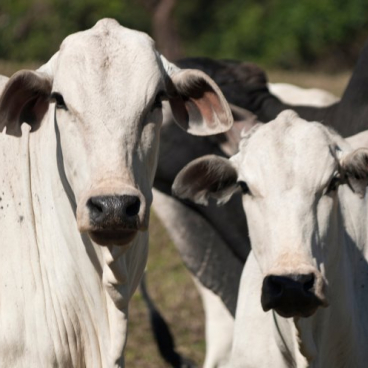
[1,0,368,68]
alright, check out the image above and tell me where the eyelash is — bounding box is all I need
[151,92,167,111]
[50,92,68,110]
[326,175,341,194]
[237,181,250,194]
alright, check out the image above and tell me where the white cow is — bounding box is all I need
[269,83,339,107]
[0,18,232,368]
[173,110,368,368]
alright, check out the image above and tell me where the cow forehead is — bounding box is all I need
[237,114,341,191]
[54,19,164,104]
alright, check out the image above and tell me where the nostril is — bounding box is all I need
[94,202,103,213]
[268,276,284,297]
[87,197,105,214]
[86,195,142,228]
[125,197,140,217]
[303,274,315,292]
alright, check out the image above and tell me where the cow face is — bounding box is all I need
[0,19,232,247]
[173,110,368,318]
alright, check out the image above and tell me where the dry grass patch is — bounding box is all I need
[0,59,40,76]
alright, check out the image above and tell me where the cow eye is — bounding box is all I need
[51,92,67,110]
[326,175,340,194]
[237,180,249,194]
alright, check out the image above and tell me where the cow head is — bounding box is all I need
[173,110,368,318]
[0,19,232,247]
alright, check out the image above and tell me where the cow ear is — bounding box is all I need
[172,155,238,205]
[212,104,260,156]
[168,69,233,136]
[0,70,52,136]
[341,148,368,198]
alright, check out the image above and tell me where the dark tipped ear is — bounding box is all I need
[168,69,233,136]
[0,70,52,136]
[341,148,368,198]
[172,155,238,205]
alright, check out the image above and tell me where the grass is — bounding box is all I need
[126,211,205,367]
[0,59,351,367]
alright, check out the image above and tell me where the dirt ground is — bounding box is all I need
[0,61,351,367]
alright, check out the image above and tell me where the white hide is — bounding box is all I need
[269,83,339,107]
[0,21,158,368]
[0,119,146,368]
[228,113,368,367]
[192,279,234,368]
[0,19,232,368]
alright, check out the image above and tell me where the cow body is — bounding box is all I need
[0,91,138,368]
[173,111,368,368]
[268,83,339,107]
[0,20,232,367]
[229,115,368,368]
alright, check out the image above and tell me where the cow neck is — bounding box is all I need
[336,186,368,359]
[255,92,336,126]
[22,111,141,367]
[333,39,368,137]
[273,190,368,367]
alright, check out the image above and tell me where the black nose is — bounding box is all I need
[261,273,321,318]
[87,195,141,229]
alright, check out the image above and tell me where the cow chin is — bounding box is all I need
[88,229,138,246]
[272,299,322,319]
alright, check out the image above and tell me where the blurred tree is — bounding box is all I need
[175,0,368,69]
[1,0,368,69]
[0,0,151,61]
[137,0,182,60]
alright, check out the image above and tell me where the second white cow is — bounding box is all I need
[173,110,368,368]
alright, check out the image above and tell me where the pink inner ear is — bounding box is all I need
[184,87,231,135]
[170,69,233,136]
[185,89,219,128]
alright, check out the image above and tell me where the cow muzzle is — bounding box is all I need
[77,186,148,246]
[261,272,328,318]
